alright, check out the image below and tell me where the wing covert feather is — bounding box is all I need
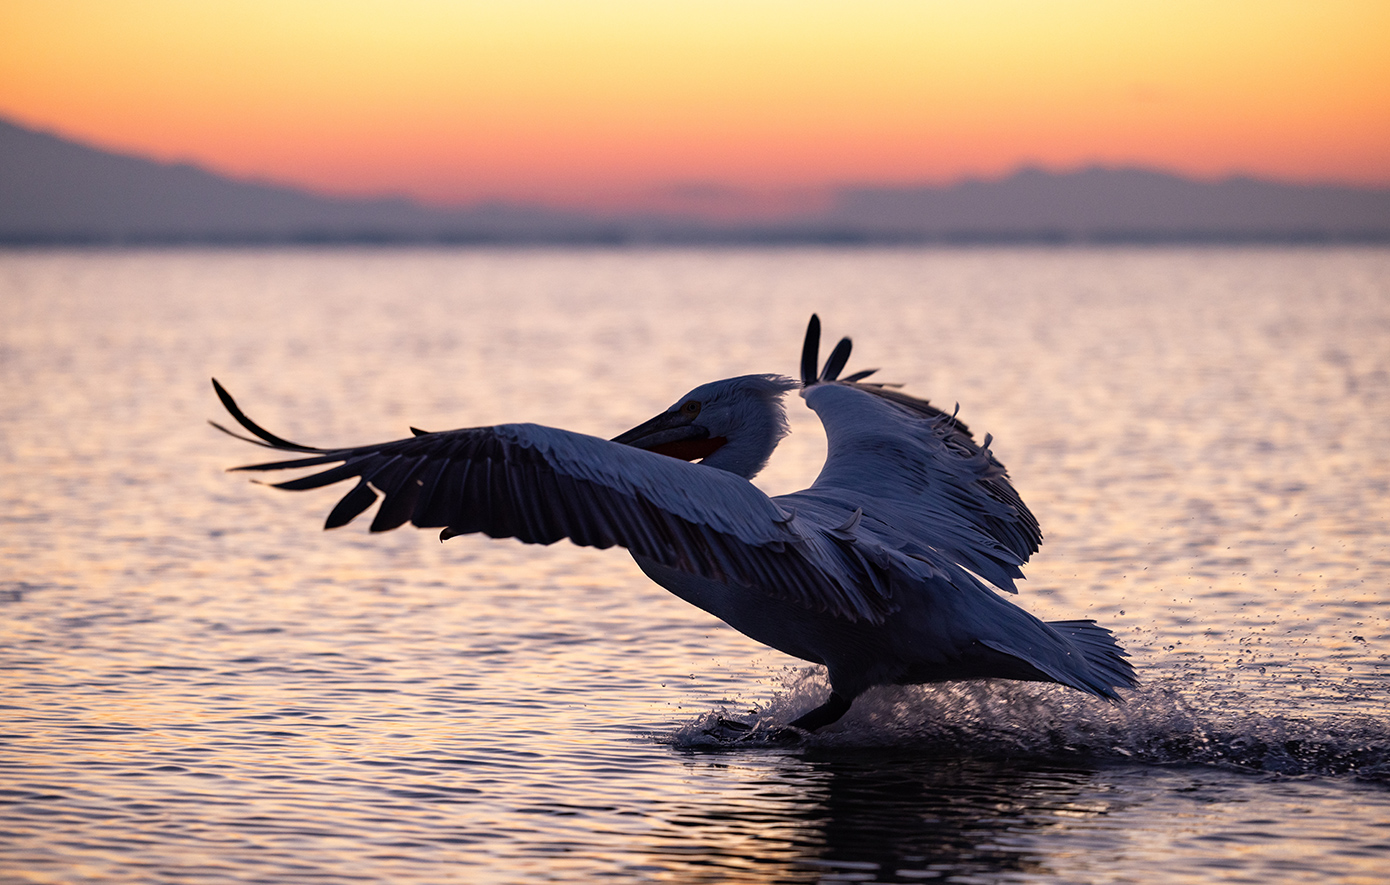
[801,381,1042,593]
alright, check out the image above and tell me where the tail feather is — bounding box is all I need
[978,617,1137,703]
[1047,619,1139,701]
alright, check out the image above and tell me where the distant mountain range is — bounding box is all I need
[3,116,1388,245]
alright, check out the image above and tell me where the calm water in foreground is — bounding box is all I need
[2,247,1388,883]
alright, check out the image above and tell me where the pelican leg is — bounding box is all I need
[789,691,852,731]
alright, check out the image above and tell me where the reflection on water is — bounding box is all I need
[645,749,1390,883]
[641,752,1103,882]
[1,247,1388,883]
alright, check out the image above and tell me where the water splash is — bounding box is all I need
[667,669,1390,783]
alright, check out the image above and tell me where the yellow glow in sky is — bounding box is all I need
[2,1,1387,208]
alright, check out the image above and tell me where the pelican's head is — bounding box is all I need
[612,374,799,479]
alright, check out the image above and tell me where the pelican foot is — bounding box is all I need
[788,691,853,732]
[701,717,803,745]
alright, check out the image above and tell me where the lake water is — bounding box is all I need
[1,246,1388,883]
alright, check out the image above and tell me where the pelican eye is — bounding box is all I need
[681,400,701,416]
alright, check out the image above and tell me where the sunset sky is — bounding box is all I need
[2,1,1388,211]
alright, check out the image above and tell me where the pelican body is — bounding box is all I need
[213,316,1136,730]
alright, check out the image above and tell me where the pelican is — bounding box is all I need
[212,315,1136,731]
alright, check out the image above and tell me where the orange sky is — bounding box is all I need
[2,1,1388,211]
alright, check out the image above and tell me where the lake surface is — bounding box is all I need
[2,246,1388,883]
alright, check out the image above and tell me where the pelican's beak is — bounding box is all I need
[612,410,726,462]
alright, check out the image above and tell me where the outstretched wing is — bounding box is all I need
[792,316,1041,594]
[211,379,893,622]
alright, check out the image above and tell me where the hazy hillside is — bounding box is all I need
[2,116,1387,244]
[828,166,1390,241]
[0,118,609,243]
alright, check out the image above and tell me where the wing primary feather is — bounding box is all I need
[440,459,470,536]
[211,379,323,453]
[325,481,379,529]
[342,453,408,511]
[842,368,878,382]
[409,457,454,527]
[230,452,345,472]
[801,314,821,385]
[271,461,366,490]
[370,460,427,532]
[208,420,284,449]
[820,336,853,382]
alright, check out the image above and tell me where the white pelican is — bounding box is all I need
[212,315,1135,731]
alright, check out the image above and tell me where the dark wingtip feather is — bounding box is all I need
[410,427,430,437]
[211,378,321,453]
[842,368,878,383]
[821,336,853,382]
[208,419,275,449]
[800,314,821,386]
[324,481,378,529]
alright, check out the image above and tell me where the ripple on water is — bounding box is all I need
[1,247,1388,884]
